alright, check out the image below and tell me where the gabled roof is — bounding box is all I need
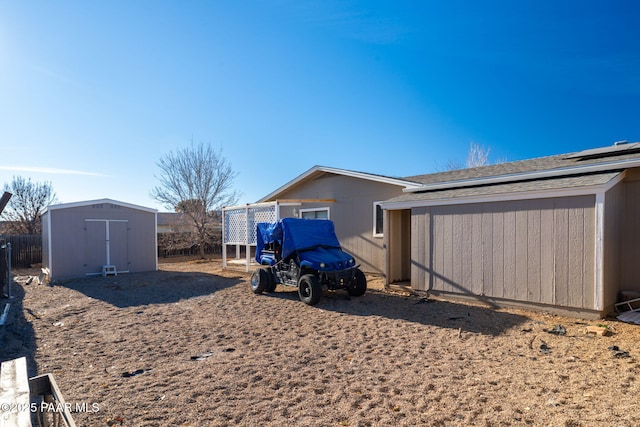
[257,165,423,203]
[45,198,157,214]
[157,212,188,226]
[384,143,640,208]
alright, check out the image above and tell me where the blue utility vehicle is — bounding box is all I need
[250,218,367,305]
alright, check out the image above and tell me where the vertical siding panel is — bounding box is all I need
[554,203,570,306]
[443,210,454,292]
[451,211,463,292]
[528,208,542,304]
[515,205,529,301]
[482,207,494,297]
[540,200,555,304]
[461,209,473,292]
[409,209,418,289]
[582,202,596,309]
[503,209,517,300]
[471,206,484,295]
[492,208,505,298]
[433,212,445,291]
[425,208,433,291]
[568,206,585,307]
[410,208,424,291]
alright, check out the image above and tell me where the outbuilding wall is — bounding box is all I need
[619,168,640,293]
[411,195,597,311]
[44,201,157,279]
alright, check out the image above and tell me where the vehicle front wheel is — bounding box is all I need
[347,269,367,297]
[250,268,268,294]
[298,274,322,305]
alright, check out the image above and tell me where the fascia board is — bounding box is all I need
[404,158,640,193]
[381,174,623,210]
[46,198,157,213]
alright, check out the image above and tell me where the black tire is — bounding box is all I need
[298,274,322,305]
[265,268,277,293]
[250,268,268,294]
[347,269,367,297]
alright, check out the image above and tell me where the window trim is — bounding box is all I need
[373,201,383,238]
[299,207,331,220]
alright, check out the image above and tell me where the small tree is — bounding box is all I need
[151,141,239,258]
[441,142,494,171]
[1,176,57,235]
[466,141,491,168]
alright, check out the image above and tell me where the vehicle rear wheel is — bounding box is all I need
[347,269,367,297]
[265,268,277,293]
[298,274,321,305]
[250,268,268,294]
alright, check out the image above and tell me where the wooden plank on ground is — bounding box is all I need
[0,357,32,427]
[29,374,77,427]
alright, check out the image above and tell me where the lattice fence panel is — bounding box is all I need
[223,204,277,245]
[248,206,277,244]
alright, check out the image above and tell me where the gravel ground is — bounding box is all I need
[1,257,640,426]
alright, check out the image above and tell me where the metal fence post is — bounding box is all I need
[7,242,11,299]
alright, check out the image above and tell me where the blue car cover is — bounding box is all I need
[255,218,341,263]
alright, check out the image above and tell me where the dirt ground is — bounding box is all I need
[2,257,640,427]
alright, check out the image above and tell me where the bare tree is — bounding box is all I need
[1,176,57,235]
[440,141,494,171]
[466,141,491,168]
[151,141,239,258]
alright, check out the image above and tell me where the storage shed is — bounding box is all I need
[42,198,158,280]
[381,142,640,317]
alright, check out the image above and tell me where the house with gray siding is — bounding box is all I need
[42,198,158,280]
[223,166,422,274]
[381,142,640,317]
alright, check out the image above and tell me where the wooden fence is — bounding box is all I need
[0,234,42,268]
[0,234,224,270]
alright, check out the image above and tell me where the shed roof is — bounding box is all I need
[45,198,157,214]
[382,143,640,208]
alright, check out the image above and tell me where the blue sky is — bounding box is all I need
[1,1,638,212]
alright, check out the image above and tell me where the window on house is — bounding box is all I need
[299,208,330,220]
[373,202,383,237]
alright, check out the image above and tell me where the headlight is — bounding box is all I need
[320,262,326,268]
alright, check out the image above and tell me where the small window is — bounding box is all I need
[299,208,330,220]
[373,202,383,237]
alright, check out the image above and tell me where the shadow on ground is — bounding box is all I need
[263,286,531,337]
[54,270,243,308]
[1,281,38,377]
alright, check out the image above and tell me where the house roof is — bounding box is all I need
[256,165,423,203]
[157,212,187,226]
[383,143,640,208]
[45,198,157,214]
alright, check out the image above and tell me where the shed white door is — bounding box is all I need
[84,219,129,273]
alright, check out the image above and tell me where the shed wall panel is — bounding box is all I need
[620,169,640,294]
[539,199,556,305]
[410,195,596,310]
[47,202,156,279]
[481,210,493,296]
[410,207,428,290]
[42,213,51,271]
